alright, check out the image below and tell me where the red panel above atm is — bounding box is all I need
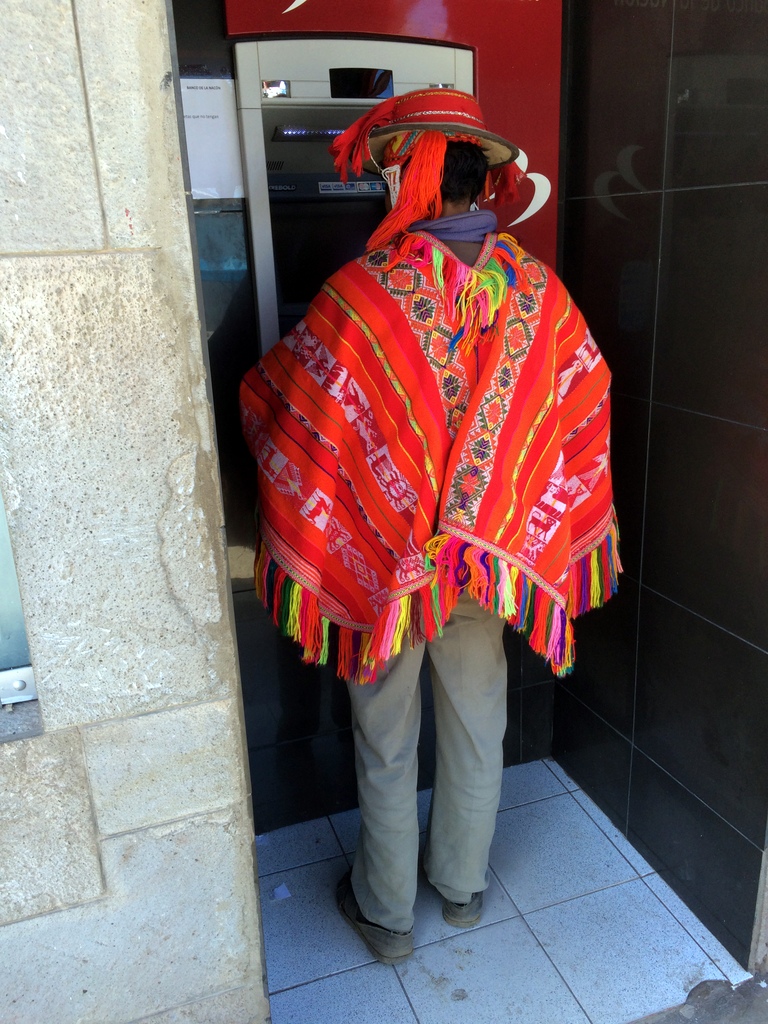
[223,0,563,265]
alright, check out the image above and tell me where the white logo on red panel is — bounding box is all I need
[508,147,552,227]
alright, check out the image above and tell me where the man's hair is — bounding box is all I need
[441,141,488,204]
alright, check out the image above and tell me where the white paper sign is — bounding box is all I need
[180,78,244,199]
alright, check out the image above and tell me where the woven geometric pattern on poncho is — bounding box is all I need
[240,233,620,683]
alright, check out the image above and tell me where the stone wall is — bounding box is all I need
[0,0,269,1021]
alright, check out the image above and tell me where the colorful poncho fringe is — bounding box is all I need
[241,231,621,683]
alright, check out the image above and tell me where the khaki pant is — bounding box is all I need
[347,593,508,933]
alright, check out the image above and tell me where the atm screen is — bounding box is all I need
[328,68,394,100]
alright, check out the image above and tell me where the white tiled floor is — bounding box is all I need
[256,759,751,1024]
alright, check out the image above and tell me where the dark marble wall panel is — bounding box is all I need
[503,625,524,688]
[635,589,768,847]
[522,682,555,760]
[643,405,768,650]
[504,627,556,766]
[418,705,437,790]
[552,686,632,830]
[562,194,662,402]
[559,577,640,739]
[628,749,763,966]
[521,638,557,686]
[561,0,768,969]
[503,686,523,767]
[249,729,358,832]
[564,1,673,199]
[667,3,768,190]
[654,184,768,428]
[609,394,650,579]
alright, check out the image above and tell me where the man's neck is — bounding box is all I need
[439,199,473,219]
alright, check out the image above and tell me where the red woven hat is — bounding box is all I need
[331,88,519,179]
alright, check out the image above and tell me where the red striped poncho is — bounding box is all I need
[240,232,620,683]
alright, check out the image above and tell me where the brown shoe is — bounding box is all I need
[337,873,413,965]
[442,891,483,928]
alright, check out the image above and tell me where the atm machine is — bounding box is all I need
[234,38,474,354]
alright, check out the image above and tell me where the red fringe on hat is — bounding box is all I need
[483,162,526,207]
[329,95,400,180]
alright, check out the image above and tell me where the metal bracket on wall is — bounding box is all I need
[0,665,37,706]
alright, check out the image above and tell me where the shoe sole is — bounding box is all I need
[337,877,413,965]
[442,906,482,928]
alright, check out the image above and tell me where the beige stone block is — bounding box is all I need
[0,808,264,1024]
[0,730,104,925]
[751,848,768,970]
[74,0,191,250]
[135,985,270,1024]
[0,252,236,729]
[0,0,104,251]
[83,700,246,835]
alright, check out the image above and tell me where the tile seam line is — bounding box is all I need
[260,784,572,869]
[79,694,238,731]
[564,179,768,202]
[629,748,765,851]
[564,790,653,877]
[514,909,596,1023]
[542,756,581,791]
[486,861,644,926]
[76,723,109,896]
[556,683,632,742]
[520,874,664,918]
[415,909,524,946]
[610,401,768,442]
[97,799,248,842]
[498,788,574,812]
[0,890,110,929]
[264,798,587,875]
[637,874,733,983]
[69,0,110,247]
[394,961,422,1024]
[257,851,350,881]
[554,687,766,847]
[526,891,728,1024]
[124,983,259,1024]
[260,810,560,879]
[0,247,162,259]
[263,907,735,1011]
[266,960,397,998]
[628,0,678,826]
[267,908,529,996]
[328,811,351,853]
[649,401,768,432]
[639,585,768,655]
[499,789,584,813]
[568,792,653,872]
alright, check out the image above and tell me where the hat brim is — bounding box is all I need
[365,123,519,171]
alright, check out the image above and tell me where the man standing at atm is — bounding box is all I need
[241,89,620,964]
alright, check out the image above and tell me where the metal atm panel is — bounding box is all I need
[235,38,473,354]
[226,1,563,271]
